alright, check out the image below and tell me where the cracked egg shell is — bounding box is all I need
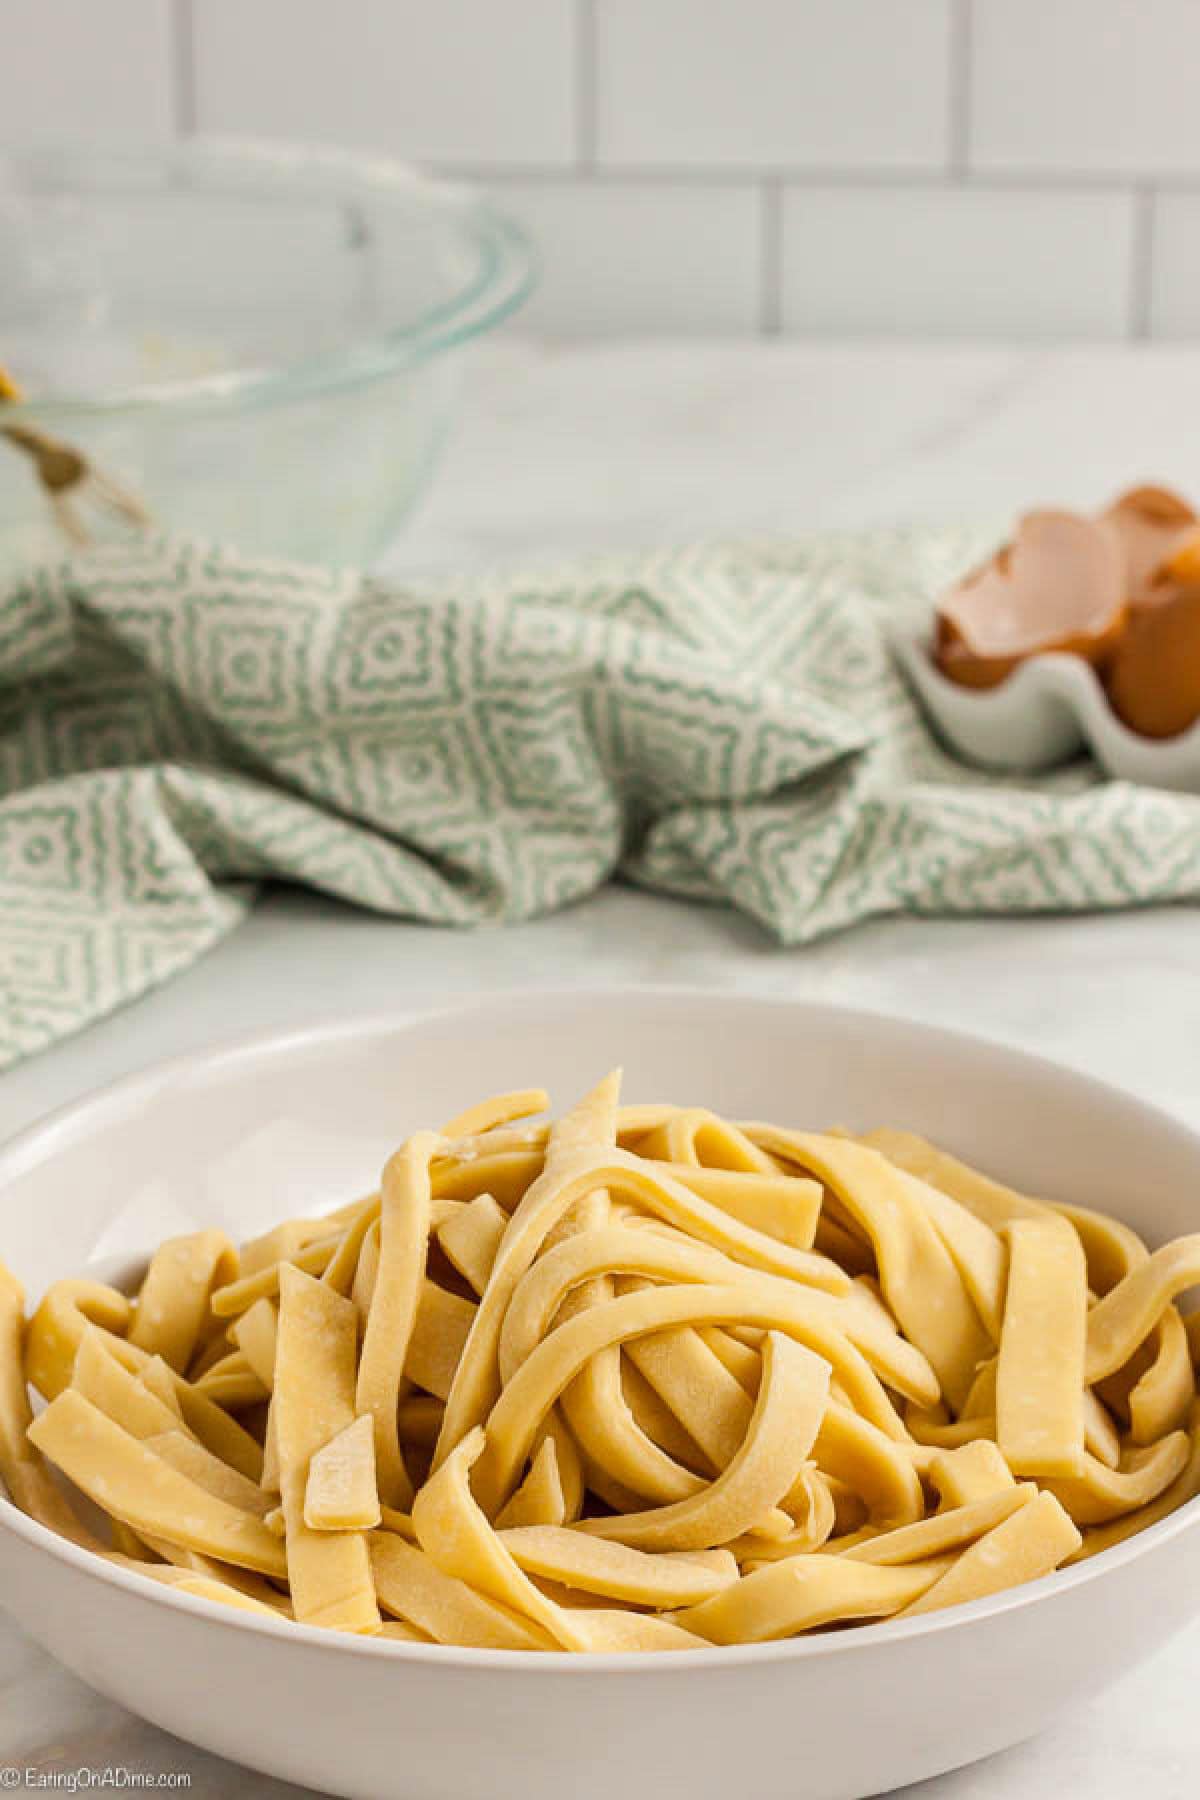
[1107,577,1200,739]
[1157,532,1200,589]
[1101,484,1199,604]
[935,509,1127,691]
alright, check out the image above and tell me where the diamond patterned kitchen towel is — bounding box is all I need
[3,525,1200,1068]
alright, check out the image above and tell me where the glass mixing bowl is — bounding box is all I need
[0,140,533,568]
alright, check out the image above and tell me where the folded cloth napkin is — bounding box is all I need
[3,525,1200,1069]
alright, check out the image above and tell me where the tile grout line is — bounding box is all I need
[947,0,972,179]
[759,181,783,336]
[1129,184,1156,340]
[468,163,1200,194]
[575,0,597,172]
[170,0,197,136]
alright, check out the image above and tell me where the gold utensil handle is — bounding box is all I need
[1,364,153,546]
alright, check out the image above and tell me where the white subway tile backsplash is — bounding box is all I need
[0,0,174,138]
[4,0,1200,340]
[971,0,1200,175]
[1147,194,1200,339]
[595,0,952,171]
[492,181,761,335]
[779,185,1134,340]
[192,0,576,168]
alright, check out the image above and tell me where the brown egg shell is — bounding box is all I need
[934,509,1127,691]
[1158,534,1200,588]
[1102,484,1200,605]
[936,610,1129,692]
[1106,580,1200,740]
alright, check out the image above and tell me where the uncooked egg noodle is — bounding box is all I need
[2,1074,1199,1651]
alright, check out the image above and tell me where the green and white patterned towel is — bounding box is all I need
[3,524,1200,1069]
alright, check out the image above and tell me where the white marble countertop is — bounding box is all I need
[2,338,1198,1797]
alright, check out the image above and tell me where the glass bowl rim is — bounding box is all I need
[0,135,536,421]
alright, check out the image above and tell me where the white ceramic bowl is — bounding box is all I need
[1,991,1199,1800]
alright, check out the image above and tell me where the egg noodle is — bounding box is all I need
[2,1072,1199,1651]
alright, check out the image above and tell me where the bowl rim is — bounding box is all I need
[0,136,536,418]
[1,987,1198,1674]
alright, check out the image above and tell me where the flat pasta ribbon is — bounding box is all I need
[4,1075,1196,1653]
